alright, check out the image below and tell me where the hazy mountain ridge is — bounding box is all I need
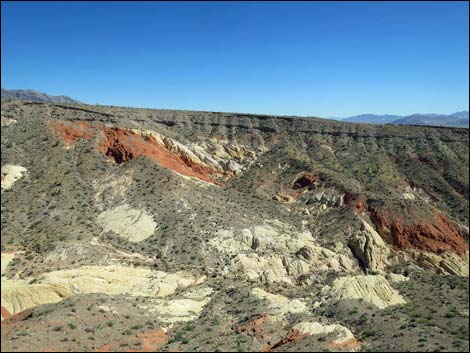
[392,112,469,127]
[1,88,81,104]
[339,111,469,128]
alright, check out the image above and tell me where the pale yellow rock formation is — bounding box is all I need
[211,221,357,283]
[0,117,17,126]
[408,250,469,277]
[293,321,355,345]
[1,264,206,320]
[1,281,72,316]
[1,165,27,190]
[1,253,17,275]
[349,218,390,272]
[36,265,203,297]
[232,254,292,284]
[92,170,133,209]
[321,275,406,309]
[97,204,157,242]
[251,288,308,317]
[387,273,409,283]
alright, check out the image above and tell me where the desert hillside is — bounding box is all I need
[1,100,469,352]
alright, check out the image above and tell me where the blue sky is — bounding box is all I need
[1,1,468,117]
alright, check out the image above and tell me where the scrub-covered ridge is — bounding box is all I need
[1,100,468,352]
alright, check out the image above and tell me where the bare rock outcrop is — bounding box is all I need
[97,204,157,242]
[1,165,27,190]
[369,208,468,256]
[319,275,406,309]
[251,288,308,317]
[1,263,208,322]
[210,221,358,284]
[349,218,390,272]
[293,321,357,348]
[406,250,469,277]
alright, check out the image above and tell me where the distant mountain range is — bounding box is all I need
[1,88,81,104]
[337,112,469,128]
[2,88,468,128]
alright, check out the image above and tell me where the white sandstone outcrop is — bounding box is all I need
[293,321,356,345]
[97,204,157,242]
[320,275,406,309]
[1,281,72,316]
[92,170,133,209]
[1,165,27,190]
[1,117,17,126]
[232,254,292,284]
[251,288,308,317]
[1,264,207,321]
[141,287,213,323]
[349,218,390,272]
[407,250,469,277]
[36,265,203,297]
[211,220,357,284]
[387,273,409,283]
[1,253,17,276]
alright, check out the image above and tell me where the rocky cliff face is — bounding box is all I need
[1,100,469,352]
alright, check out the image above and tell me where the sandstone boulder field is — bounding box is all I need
[1,100,469,352]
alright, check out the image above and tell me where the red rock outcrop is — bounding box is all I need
[328,338,359,351]
[49,120,222,185]
[261,329,307,352]
[99,127,221,184]
[236,314,271,339]
[49,120,94,145]
[293,173,317,189]
[344,192,368,212]
[343,190,467,257]
[0,308,33,334]
[1,306,11,320]
[369,208,468,256]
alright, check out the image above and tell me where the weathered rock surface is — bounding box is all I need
[369,208,468,256]
[1,253,17,275]
[36,265,203,297]
[1,264,206,320]
[349,218,390,272]
[407,250,470,277]
[251,288,308,317]
[211,221,357,283]
[1,100,469,352]
[293,321,356,346]
[48,119,94,146]
[1,165,27,190]
[49,119,249,184]
[97,204,157,242]
[141,287,213,323]
[1,281,72,317]
[92,170,133,209]
[320,275,406,309]
[0,117,17,127]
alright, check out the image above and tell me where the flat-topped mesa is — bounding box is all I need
[369,207,468,256]
[48,119,245,185]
